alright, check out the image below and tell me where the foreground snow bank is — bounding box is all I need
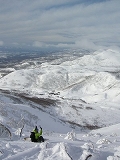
[1,124,120,160]
[3,145,40,160]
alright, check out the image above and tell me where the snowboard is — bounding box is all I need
[24,137,48,142]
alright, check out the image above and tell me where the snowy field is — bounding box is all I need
[0,49,120,159]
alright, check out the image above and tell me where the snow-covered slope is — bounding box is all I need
[0,49,120,100]
[0,49,120,159]
[0,49,120,128]
[0,92,120,160]
[1,92,120,160]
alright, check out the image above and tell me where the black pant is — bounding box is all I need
[38,136,44,142]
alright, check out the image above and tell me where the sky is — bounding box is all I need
[0,0,120,51]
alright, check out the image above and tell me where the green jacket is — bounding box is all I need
[33,128,42,140]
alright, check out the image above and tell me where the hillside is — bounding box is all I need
[0,49,120,159]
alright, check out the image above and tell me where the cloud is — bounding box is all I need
[0,0,120,50]
[33,41,46,48]
[74,40,98,50]
[0,41,4,46]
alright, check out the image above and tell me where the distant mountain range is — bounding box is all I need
[0,49,120,130]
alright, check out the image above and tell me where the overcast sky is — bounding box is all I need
[0,0,120,50]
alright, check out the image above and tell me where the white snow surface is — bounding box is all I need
[0,49,120,159]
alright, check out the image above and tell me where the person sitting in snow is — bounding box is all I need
[30,126,44,142]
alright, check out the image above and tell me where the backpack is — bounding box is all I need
[30,132,37,142]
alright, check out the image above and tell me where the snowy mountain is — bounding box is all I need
[0,49,120,159]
